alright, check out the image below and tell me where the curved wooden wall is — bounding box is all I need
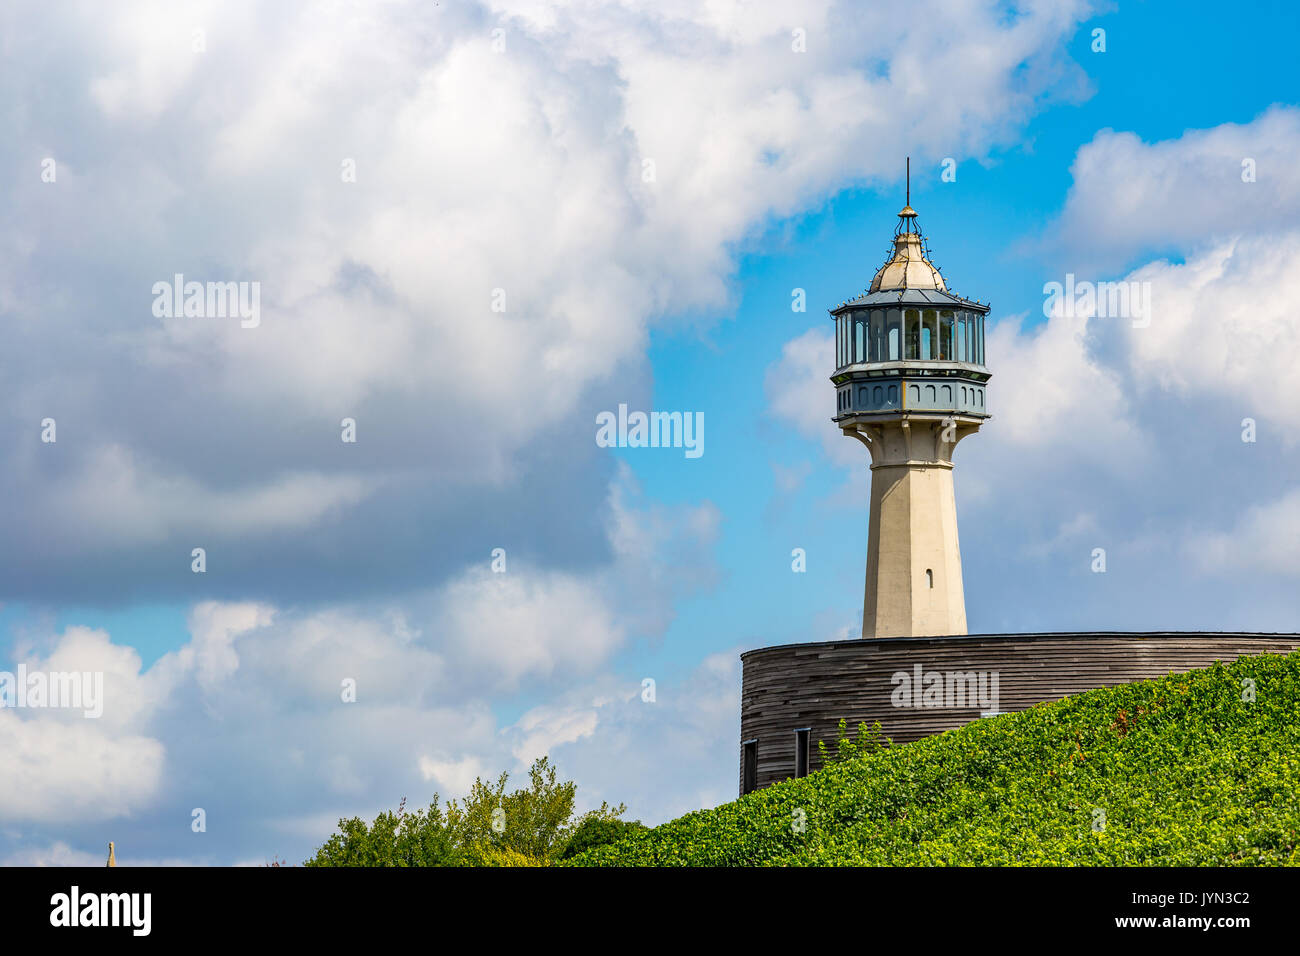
[739,632,1300,793]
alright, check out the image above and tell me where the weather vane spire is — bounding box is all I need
[896,157,918,233]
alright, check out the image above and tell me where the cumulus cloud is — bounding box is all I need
[1047,106,1300,269]
[1187,488,1300,578]
[983,309,1142,457]
[1,841,194,868]
[46,446,376,546]
[507,703,601,765]
[0,627,166,822]
[765,327,850,464]
[541,651,744,821]
[0,464,722,856]
[433,568,626,690]
[418,754,492,797]
[1125,234,1300,434]
[0,0,1096,603]
[0,716,165,823]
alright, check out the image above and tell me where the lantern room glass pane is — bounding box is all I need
[940,311,954,361]
[855,313,865,363]
[887,308,901,360]
[905,309,920,360]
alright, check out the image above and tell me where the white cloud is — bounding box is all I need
[0,623,182,823]
[418,755,491,797]
[982,308,1144,462]
[2,842,106,867]
[507,703,601,765]
[0,459,722,844]
[1050,106,1300,268]
[1188,488,1300,578]
[86,0,230,121]
[764,327,854,464]
[543,651,744,821]
[0,712,164,823]
[46,445,375,546]
[433,568,626,690]
[1,841,194,867]
[178,602,274,692]
[234,607,443,708]
[0,0,1099,573]
[1124,234,1300,434]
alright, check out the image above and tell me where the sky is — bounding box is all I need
[2,0,1299,865]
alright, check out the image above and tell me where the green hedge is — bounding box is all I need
[567,652,1300,866]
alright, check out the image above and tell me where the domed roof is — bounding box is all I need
[868,206,946,293]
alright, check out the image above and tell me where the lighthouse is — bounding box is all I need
[740,168,1300,796]
[831,165,990,638]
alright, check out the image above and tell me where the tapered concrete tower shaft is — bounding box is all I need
[829,168,991,638]
[846,417,979,637]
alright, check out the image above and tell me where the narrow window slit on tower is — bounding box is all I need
[926,569,934,588]
[742,739,758,794]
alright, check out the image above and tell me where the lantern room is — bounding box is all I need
[831,199,991,422]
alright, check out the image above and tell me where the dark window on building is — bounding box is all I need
[794,728,811,779]
[742,739,758,794]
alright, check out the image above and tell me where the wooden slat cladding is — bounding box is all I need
[738,632,1300,793]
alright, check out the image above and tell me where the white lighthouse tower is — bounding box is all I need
[831,165,991,638]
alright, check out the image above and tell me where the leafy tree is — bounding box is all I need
[305,797,460,867]
[445,756,621,860]
[459,845,545,867]
[559,816,648,860]
[304,757,624,866]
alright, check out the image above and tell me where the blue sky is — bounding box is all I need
[3,0,1300,865]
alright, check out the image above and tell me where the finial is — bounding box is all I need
[897,157,918,220]
[107,841,116,867]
